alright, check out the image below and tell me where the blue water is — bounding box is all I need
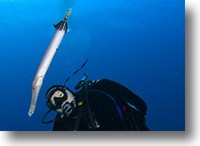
[0,0,184,131]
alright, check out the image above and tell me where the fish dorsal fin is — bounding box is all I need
[53,22,61,29]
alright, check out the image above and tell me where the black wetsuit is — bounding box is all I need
[53,79,149,131]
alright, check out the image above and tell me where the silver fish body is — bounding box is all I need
[28,9,72,117]
[28,19,68,117]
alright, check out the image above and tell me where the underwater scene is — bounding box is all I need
[0,0,184,131]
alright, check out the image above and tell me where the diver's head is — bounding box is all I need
[46,85,76,117]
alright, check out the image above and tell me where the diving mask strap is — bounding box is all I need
[73,105,84,131]
[83,76,100,129]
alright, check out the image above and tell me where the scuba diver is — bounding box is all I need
[42,59,149,131]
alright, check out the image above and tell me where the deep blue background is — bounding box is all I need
[0,0,184,131]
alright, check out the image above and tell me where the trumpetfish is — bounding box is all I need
[28,8,72,117]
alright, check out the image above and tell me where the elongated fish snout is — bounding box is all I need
[28,76,43,116]
[28,90,39,117]
[28,105,35,117]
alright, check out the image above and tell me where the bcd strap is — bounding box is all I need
[72,106,84,130]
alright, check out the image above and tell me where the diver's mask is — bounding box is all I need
[46,85,76,117]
